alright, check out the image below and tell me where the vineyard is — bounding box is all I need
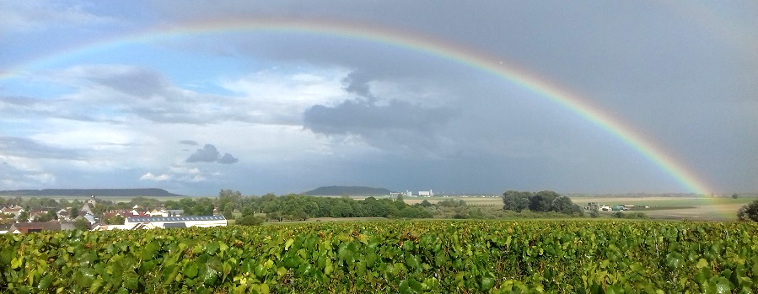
[1,220,757,293]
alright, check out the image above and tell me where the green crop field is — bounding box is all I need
[2,220,757,293]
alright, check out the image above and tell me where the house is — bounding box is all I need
[83,213,97,225]
[80,203,93,215]
[59,222,77,231]
[129,209,149,217]
[56,209,71,221]
[124,215,227,229]
[148,209,167,217]
[1,206,24,218]
[10,222,62,234]
[167,210,183,217]
[147,209,184,217]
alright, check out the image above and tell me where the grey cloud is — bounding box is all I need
[185,144,238,164]
[304,99,452,133]
[342,71,375,100]
[92,69,168,98]
[0,96,40,106]
[303,99,455,150]
[186,144,220,162]
[179,140,199,145]
[73,65,169,98]
[0,162,55,188]
[0,137,82,160]
[218,153,239,164]
[40,65,264,125]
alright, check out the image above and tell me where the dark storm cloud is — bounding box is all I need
[304,99,452,133]
[0,137,81,160]
[185,144,238,164]
[303,99,456,150]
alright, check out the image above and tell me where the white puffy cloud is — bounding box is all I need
[139,172,171,182]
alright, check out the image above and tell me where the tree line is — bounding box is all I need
[501,190,583,215]
[217,190,432,225]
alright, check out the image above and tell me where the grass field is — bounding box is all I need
[397,195,754,221]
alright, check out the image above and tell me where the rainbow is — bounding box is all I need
[0,18,714,196]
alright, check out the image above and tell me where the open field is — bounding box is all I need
[572,196,755,221]
[398,195,755,221]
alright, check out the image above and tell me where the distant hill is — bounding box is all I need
[304,186,392,196]
[0,188,182,197]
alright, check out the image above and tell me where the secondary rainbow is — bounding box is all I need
[0,18,713,196]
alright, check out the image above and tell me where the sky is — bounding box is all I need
[0,1,756,196]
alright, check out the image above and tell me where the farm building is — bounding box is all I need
[124,215,227,229]
[9,222,61,234]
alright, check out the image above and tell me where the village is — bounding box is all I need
[0,195,226,234]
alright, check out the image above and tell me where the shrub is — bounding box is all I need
[236,215,264,226]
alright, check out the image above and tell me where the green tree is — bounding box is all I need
[292,209,308,221]
[74,218,91,230]
[17,210,28,222]
[267,212,282,222]
[502,190,530,212]
[737,200,758,222]
[34,211,57,222]
[222,202,235,219]
[105,215,125,225]
[236,215,264,226]
[0,213,14,224]
[732,193,739,199]
[550,196,583,215]
[529,190,560,212]
[70,207,79,219]
[218,189,242,212]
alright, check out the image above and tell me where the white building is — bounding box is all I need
[418,190,434,197]
[125,215,227,229]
